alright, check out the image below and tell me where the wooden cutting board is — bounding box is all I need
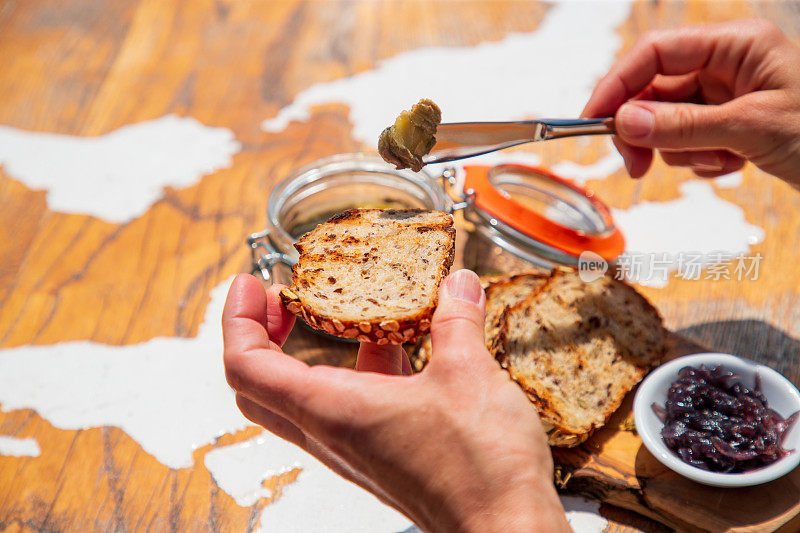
[551,333,800,533]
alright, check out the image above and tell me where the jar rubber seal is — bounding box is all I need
[462,164,624,261]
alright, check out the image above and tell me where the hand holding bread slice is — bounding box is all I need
[280,206,666,446]
[280,208,455,344]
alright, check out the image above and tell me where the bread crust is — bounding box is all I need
[280,208,455,345]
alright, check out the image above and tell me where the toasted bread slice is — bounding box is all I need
[411,273,548,371]
[498,267,666,446]
[484,273,549,356]
[280,208,455,345]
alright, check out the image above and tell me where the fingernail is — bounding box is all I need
[618,104,654,139]
[690,152,724,171]
[445,269,482,304]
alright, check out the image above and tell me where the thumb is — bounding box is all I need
[428,269,488,370]
[616,101,746,152]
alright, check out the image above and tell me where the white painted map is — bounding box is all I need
[0,279,250,470]
[262,1,633,145]
[0,436,41,457]
[0,114,240,222]
[614,181,765,287]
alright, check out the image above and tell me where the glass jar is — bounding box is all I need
[248,153,623,284]
[459,163,623,275]
[248,153,452,285]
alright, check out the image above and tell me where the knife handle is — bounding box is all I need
[539,117,616,140]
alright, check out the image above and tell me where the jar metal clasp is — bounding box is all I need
[439,167,476,214]
[247,230,295,284]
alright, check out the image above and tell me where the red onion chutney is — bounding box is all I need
[652,365,798,473]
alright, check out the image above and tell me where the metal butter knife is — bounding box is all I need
[422,117,615,165]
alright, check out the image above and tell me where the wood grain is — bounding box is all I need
[1,1,799,532]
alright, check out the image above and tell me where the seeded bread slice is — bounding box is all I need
[280,208,455,345]
[497,267,666,447]
[411,273,548,371]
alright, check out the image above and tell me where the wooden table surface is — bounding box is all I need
[2,1,800,531]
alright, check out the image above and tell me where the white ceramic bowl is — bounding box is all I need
[634,353,800,487]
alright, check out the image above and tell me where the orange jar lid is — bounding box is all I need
[463,164,624,261]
